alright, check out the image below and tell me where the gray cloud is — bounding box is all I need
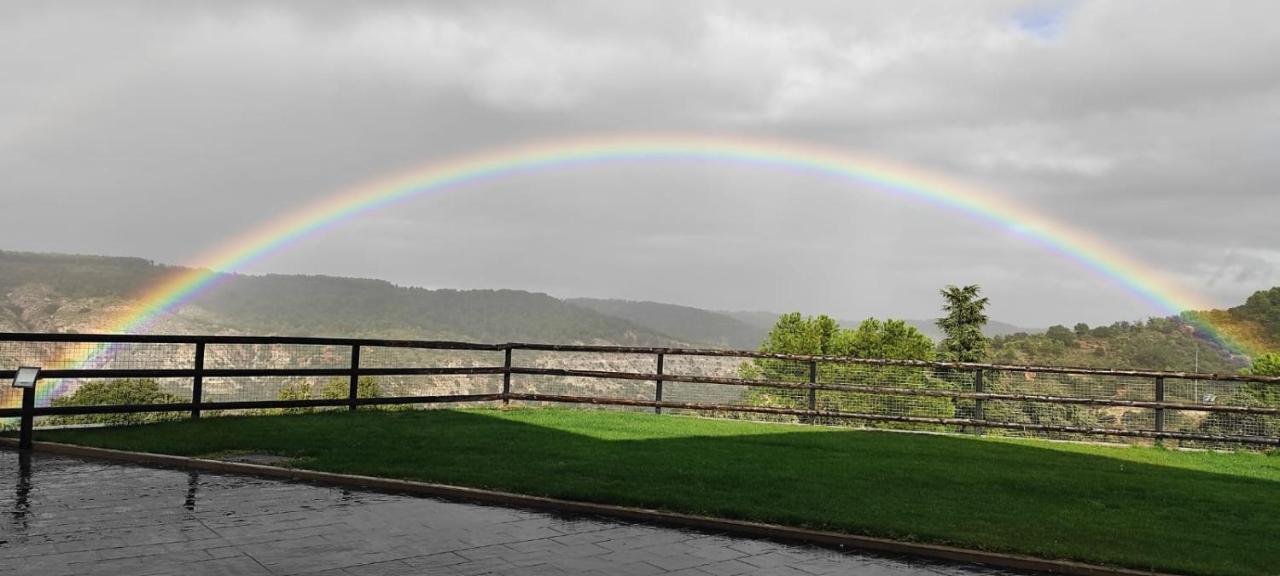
[2,0,1278,327]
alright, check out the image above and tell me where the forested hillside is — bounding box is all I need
[990,318,1245,373]
[0,251,678,345]
[989,289,1280,372]
[2,250,1276,370]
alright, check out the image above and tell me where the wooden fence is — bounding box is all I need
[2,332,1277,449]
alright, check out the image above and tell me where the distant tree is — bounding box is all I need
[1090,325,1116,338]
[838,318,935,361]
[48,379,184,427]
[320,376,382,400]
[758,312,841,356]
[752,314,935,360]
[741,314,950,430]
[742,313,842,382]
[274,381,316,414]
[277,381,314,401]
[937,285,990,362]
[1073,323,1090,336]
[1045,325,1076,345]
[274,377,382,414]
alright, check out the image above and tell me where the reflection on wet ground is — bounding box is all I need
[0,450,1035,576]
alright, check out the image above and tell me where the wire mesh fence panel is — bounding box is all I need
[1164,376,1250,407]
[740,360,810,423]
[661,355,744,379]
[359,347,503,369]
[507,350,659,413]
[510,373,656,399]
[509,374,656,413]
[512,349,658,374]
[661,354,773,405]
[203,343,351,369]
[660,354,754,417]
[0,341,196,411]
[0,340,195,371]
[200,375,340,404]
[816,365,967,432]
[1163,377,1275,449]
[980,371,1155,444]
[380,374,502,399]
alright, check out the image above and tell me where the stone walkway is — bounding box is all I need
[0,451,1031,576]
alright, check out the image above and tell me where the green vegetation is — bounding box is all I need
[746,313,935,361]
[1250,352,1280,377]
[47,379,184,426]
[937,284,990,362]
[739,288,1278,442]
[1200,353,1280,439]
[992,316,1245,373]
[274,376,382,414]
[1231,287,1280,340]
[34,408,1280,576]
[740,313,954,429]
[5,249,1278,369]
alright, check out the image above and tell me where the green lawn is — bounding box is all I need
[34,408,1280,576]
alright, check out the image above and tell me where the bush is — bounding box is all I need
[273,377,382,414]
[47,379,185,427]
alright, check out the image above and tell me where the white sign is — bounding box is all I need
[12,366,39,389]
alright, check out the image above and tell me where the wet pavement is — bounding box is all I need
[0,450,1031,576]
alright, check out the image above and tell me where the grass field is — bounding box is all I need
[33,408,1280,576]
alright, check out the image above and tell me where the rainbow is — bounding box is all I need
[15,133,1258,405]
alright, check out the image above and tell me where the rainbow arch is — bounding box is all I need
[20,133,1259,404]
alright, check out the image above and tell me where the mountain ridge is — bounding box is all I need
[1,249,1275,373]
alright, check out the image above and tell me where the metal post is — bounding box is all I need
[654,353,664,414]
[501,347,512,406]
[348,345,361,411]
[18,385,35,450]
[191,341,205,419]
[1154,376,1165,445]
[807,360,817,424]
[973,370,985,436]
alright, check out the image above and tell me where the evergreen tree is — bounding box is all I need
[937,284,990,362]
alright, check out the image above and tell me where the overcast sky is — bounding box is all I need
[3,0,1278,327]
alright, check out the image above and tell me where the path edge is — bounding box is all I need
[0,438,1174,576]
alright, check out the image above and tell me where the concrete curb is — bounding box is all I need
[0,438,1175,576]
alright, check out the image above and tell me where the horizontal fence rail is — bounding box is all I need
[1,332,1277,449]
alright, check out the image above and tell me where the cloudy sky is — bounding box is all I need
[3,0,1278,327]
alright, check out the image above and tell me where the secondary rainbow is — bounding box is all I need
[26,133,1257,403]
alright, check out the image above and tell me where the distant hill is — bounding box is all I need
[990,318,1247,373]
[0,250,680,346]
[3,249,1274,372]
[567,298,763,349]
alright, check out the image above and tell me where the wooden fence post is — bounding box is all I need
[654,353,664,414]
[973,369,984,436]
[502,346,513,406]
[348,345,361,411]
[1154,376,1165,445]
[807,360,818,424]
[191,341,205,419]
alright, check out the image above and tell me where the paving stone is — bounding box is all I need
[0,451,1033,576]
